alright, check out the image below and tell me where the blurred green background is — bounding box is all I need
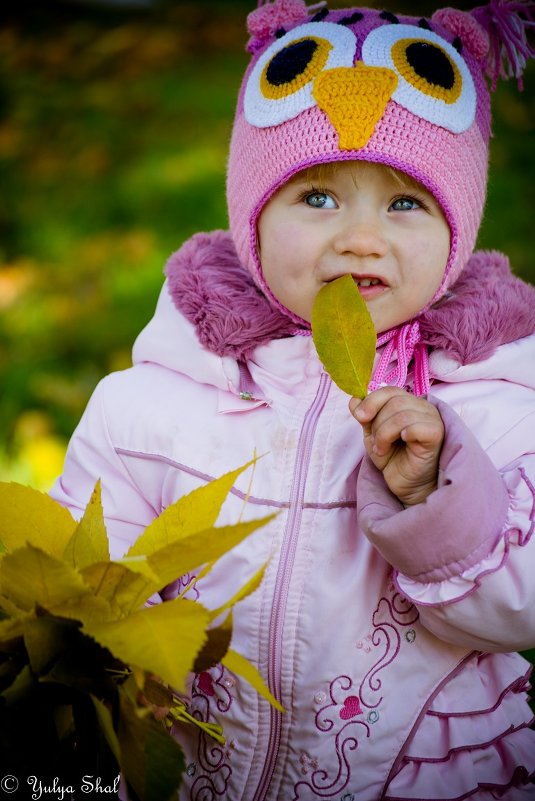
[1,0,534,490]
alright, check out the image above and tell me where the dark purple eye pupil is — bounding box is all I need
[405,42,455,90]
[266,39,318,86]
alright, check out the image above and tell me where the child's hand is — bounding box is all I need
[349,387,444,507]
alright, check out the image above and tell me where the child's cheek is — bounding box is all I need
[261,223,306,266]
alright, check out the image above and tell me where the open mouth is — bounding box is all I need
[352,276,387,298]
[355,277,382,287]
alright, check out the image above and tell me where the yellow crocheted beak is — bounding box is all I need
[313,64,398,150]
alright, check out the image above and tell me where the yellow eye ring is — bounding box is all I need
[260,37,333,100]
[244,20,357,128]
[391,38,462,104]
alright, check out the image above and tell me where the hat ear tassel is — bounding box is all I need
[471,0,535,90]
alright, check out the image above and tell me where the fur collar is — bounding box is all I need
[165,229,535,366]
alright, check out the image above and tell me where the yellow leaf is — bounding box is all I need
[117,687,185,801]
[143,676,174,708]
[47,594,114,625]
[209,562,268,621]
[131,665,146,690]
[63,481,109,569]
[81,561,158,618]
[0,544,91,613]
[0,615,26,641]
[193,612,233,673]
[2,664,34,705]
[116,555,161,582]
[0,482,76,557]
[126,460,257,558]
[22,615,78,674]
[311,274,376,398]
[222,649,285,713]
[83,598,210,693]
[146,517,275,589]
[91,695,120,762]
[0,593,26,619]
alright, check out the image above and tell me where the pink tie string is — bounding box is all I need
[368,320,431,397]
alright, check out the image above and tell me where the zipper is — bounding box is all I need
[254,372,331,801]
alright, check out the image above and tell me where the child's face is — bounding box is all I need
[257,161,450,334]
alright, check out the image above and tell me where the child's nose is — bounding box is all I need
[333,219,389,259]
[313,64,398,150]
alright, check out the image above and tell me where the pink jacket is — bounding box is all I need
[51,232,535,800]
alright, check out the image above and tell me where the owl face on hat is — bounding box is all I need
[226,3,492,324]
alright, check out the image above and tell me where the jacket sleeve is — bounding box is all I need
[357,397,535,652]
[49,377,158,560]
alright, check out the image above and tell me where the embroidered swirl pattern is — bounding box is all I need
[359,589,419,709]
[293,586,419,799]
[186,665,235,800]
[293,675,371,799]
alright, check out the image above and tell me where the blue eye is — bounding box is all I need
[390,196,421,211]
[305,192,337,208]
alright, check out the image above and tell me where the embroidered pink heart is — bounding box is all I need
[198,672,215,696]
[339,695,363,720]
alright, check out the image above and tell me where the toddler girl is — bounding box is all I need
[52,0,535,798]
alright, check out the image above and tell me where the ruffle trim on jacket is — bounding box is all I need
[396,458,535,606]
[384,653,535,800]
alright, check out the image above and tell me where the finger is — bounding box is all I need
[398,419,444,458]
[369,410,415,458]
[372,411,444,464]
[350,386,408,424]
[348,396,362,417]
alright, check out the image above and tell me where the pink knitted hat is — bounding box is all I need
[226,0,534,326]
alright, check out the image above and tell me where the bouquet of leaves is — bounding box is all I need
[0,462,280,800]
